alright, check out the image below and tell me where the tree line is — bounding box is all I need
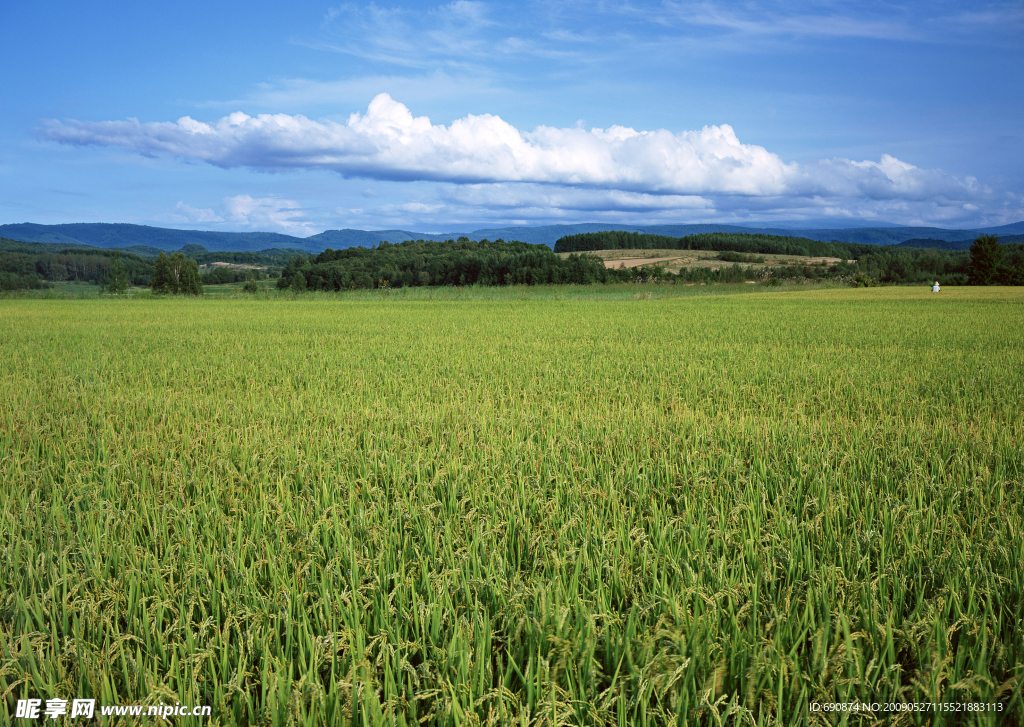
[0,237,273,293]
[3,232,1022,293]
[0,244,152,291]
[554,231,1024,286]
[277,238,621,291]
[553,230,883,257]
[199,266,271,285]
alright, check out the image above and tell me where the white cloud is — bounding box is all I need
[40,93,989,212]
[170,201,223,223]
[223,195,316,236]
[156,196,315,234]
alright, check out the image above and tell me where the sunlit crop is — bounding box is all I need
[2,286,1022,725]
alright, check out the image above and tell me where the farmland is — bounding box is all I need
[556,249,851,275]
[1,286,1022,725]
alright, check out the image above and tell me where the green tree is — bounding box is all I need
[105,253,129,294]
[968,234,1003,285]
[291,271,307,292]
[1003,245,1024,285]
[152,252,173,293]
[177,253,203,295]
[152,251,203,295]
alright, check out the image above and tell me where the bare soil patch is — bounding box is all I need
[204,262,266,270]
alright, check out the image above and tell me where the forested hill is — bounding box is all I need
[0,223,307,252]
[896,234,1024,250]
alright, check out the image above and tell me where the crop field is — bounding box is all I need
[1,286,1022,726]
[556,249,849,274]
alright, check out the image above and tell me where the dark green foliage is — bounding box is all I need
[279,239,617,291]
[276,255,307,290]
[895,235,1024,250]
[151,253,171,292]
[961,234,1024,285]
[718,251,765,263]
[849,273,879,288]
[1003,245,1024,285]
[0,237,152,288]
[152,252,203,295]
[555,230,681,252]
[179,258,203,295]
[968,234,1004,285]
[187,248,299,267]
[242,280,260,294]
[105,253,129,294]
[0,269,46,291]
[200,266,267,285]
[201,266,242,285]
[0,246,47,290]
[554,230,879,257]
[897,238,972,250]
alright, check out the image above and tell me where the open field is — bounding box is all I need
[2,287,1022,725]
[2,280,851,302]
[558,249,851,274]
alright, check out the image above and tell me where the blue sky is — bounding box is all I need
[2,1,1022,235]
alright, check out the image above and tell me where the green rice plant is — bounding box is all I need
[1,286,1022,725]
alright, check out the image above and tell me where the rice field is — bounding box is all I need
[1,286,1022,726]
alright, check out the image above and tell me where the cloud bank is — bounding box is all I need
[41,94,983,201]
[39,93,1005,227]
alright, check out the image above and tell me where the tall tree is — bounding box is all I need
[152,252,173,293]
[176,252,203,295]
[968,234,1004,285]
[152,251,203,295]
[105,253,129,294]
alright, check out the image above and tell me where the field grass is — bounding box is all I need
[2,280,840,303]
[1,287,1022,726]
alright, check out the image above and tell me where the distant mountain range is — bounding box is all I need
[0,223,306,253]
[2,221,1023,254]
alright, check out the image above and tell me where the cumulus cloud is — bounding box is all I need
[170,201,223,224]
[223,195,316,235]
[38,93,987,211]
[158,196,316,234]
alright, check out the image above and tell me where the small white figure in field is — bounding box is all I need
[932,281,941,292]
